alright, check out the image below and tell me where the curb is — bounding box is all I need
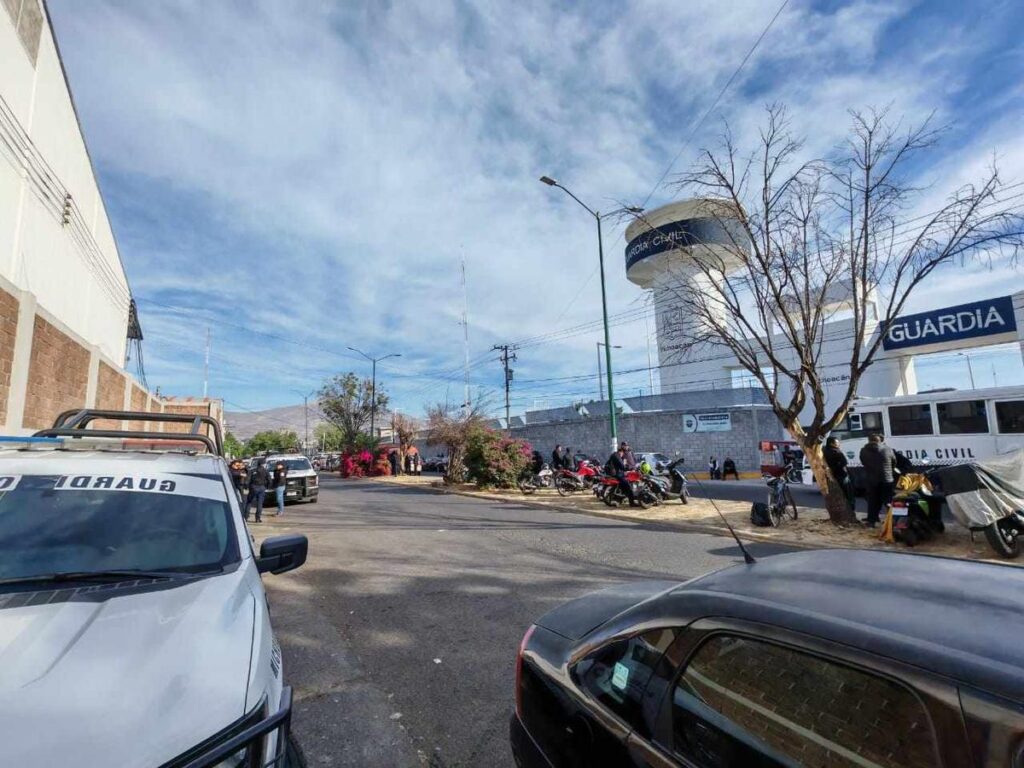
[352,477,818,551]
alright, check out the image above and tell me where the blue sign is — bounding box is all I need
[624,217,743,270]
[882,296,1017,350]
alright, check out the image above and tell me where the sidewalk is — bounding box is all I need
[360,474,1012,565]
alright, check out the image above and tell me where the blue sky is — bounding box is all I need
[48,0,1024,418]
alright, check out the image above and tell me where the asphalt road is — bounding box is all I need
[261,477,796,768]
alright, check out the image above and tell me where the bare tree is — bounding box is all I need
[425,399,488,485]
[390,412,419,472]
[646,105,1023,523]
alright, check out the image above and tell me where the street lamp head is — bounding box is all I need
[539,175,558,186]
[623,205,644,214]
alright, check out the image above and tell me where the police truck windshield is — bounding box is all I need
[0,473,240,584]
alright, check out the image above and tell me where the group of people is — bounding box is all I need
[228,456,288,523]
[824,433,909,527]
[707,456,739,480]
[388,450,423,476]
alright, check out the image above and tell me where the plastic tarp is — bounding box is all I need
[932,449,1024,528]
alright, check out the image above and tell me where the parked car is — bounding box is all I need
[424,455,448,473]
[0,409,308,766]
[511,548,1024,767]
[636,451,672,473]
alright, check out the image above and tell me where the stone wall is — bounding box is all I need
[23,314,90,429]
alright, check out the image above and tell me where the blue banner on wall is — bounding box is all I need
[882,295,1017,351]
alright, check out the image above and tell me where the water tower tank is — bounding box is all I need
[624,199,750,392]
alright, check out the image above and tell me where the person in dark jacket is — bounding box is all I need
[620,443,637,470]
[388,450,399,476]
[271,460,288,516]
[824,437,853,512]
[708,456,719,480]
[607,447,637,505]
[229,459,248,504]
[859,434,895,527]
[245,458,270,523]
[551,445,566,470]
[722,457,739,480]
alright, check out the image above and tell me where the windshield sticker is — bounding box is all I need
[52,473,227,501]
[0,475,21,492]
[611,662,630,691]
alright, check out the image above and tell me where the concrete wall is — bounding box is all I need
[1,0,131,366]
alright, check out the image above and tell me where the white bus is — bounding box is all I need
[830,385,1024,488]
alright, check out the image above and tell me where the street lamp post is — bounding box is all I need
[595,342,622,401]
[347,347,401,439]
[957,352,976,389]
[540,175,641,451]
[290,389,314,454]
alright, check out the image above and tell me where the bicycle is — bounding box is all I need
[765,465,799,526]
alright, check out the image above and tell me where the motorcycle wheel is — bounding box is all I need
[604,490,620,507]
[984,519,1022,559]
[518,478,535,495]
[679,488,689,505]
[555,477,576,497]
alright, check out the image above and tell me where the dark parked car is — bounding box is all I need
[511,549,1024,767]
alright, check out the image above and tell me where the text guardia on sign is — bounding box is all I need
[882,296,1016,351]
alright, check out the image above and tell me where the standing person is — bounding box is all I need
[606,445,637,506]
[271,460,288,517]
[414,452,422,475]
[388,450,399,476]
[245,458,270,523]
[229,459,248,505]
[859,433,895,527]
[722,457,739,480]
[824,437,854,512]
[551,445,565,470]
[708,456,719,480]
[564,447,576,472]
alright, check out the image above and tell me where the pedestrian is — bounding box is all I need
[708,456,719,480]
[551,444,565,470]
[245,457,270,523]
[229,458,248,505]
[414,452,422,475]
[824,437,854,512]
[859,433,895,528]
[388,450,399,476]
[722,457,739,480]
[271,460,288,516]
[606,445,637,506]
[621,442,637,470]
[405,452,414,474]
[564,447,576,472]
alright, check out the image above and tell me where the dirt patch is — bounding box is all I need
[356,474,1013,566]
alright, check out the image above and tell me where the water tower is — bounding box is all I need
[624,199,750,393]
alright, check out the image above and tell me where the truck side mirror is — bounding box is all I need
[257,534,308,574]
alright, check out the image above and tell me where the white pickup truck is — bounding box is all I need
[0,409,307,767]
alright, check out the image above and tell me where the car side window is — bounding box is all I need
[671,634,939,768]
[574,628,677,730]
[960,687,1024,768]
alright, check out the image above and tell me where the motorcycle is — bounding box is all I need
[554,460,601,496]
[598,470,659,509]
[666,457,690,504]
[518,463,554,495]
[930,450,1024,559]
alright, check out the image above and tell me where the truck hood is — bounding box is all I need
[0,568,256,767]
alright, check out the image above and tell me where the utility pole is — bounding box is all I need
[202,327,211,398]
[493,344,516,427]
[461,254,470,411]
[596,342,604,401]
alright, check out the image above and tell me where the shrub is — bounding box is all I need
[464,426,532,488]
[340,449,379,478]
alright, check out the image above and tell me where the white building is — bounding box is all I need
[624,201,1024,418]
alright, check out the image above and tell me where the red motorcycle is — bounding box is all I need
[597,469,658,508]
[554,460,601,496]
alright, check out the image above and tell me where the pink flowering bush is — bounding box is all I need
[340,449,379,478]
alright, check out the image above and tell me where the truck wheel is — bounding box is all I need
[984,519,1022,559]
[309,496,318,504]
[285,735,307,768]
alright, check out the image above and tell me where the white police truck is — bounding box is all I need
[0,409,308,767]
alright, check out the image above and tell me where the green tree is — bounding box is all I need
[224,431,244,458]
[463,425,531,488]
[244,429,300,455]
[312,423,345,452]
[318,373,388,450]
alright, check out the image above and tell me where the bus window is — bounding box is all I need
[995,401,1024,434]
[937,400,989,435]
[831,411,883,441]
[889,404,933,436]
[862,411,883,433]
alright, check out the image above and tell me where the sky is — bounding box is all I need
[47,0,1024,420]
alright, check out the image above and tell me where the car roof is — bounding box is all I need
[658,549,1024,701]
[0,448,225,474]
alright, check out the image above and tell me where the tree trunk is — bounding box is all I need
[802,441,857,524]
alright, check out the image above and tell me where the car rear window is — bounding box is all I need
[0,472,240,582]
